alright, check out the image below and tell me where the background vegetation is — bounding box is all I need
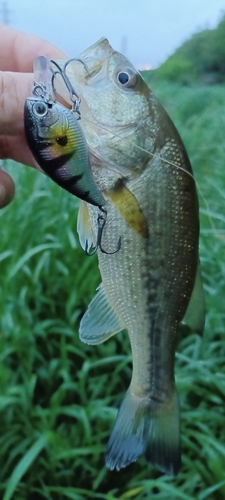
[0,15,225,500]
[148,13,225,85]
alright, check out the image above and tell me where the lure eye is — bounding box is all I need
[117,70,136,88]
[33,101,48,117]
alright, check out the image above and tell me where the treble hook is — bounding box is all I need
[64,57,89,76]
[50,58,89,116]
[50,59,81,114]
[49,58,121,256]
[85,207,121,256]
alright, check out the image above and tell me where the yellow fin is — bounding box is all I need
[77,200,93,251]
[107,184,149,238]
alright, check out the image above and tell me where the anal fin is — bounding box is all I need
[79,283,122,345]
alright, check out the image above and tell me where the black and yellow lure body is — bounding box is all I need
[24,88,105,208]
[24,56,122,255]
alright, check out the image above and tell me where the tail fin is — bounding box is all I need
[105,388,181,476]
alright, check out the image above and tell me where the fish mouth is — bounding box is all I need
[79,38,114,64]
[77,38,116,83]
[53,38,138,141]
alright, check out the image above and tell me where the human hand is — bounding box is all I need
[0,24,67,208]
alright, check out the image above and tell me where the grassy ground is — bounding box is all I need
[0,82,225,499]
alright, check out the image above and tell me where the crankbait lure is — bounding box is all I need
[24,55,120,255]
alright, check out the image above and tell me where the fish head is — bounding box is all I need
[54,38,158,171]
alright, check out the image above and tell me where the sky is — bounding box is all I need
[2,0,225,69]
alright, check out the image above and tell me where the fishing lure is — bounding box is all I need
[24,56,120,255]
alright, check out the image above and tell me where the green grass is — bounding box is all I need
[0,82,225,499]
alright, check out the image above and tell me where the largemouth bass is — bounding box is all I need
[54,38,205,475]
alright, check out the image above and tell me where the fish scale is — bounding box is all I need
[55,37,204,475]
[82,148,198,474]
[83,139,199,473]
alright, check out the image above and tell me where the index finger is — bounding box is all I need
[0,23,67,72]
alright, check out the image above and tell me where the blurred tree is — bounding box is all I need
[148,12,225,85]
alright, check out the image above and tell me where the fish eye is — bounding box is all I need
[33,101,48,117]
[117,70,136,88]
[118,72,129,84]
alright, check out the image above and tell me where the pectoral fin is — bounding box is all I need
[79,283,122,344]
[107,183,149,238]
[77,200,93,252]
[182,261,205,335]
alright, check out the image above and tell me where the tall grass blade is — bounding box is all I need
[3,433,50,500]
